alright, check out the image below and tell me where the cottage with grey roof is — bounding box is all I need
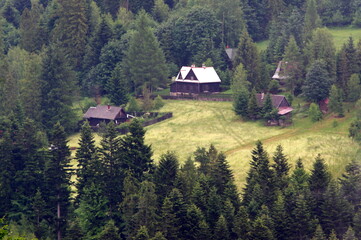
[83,105,128,127]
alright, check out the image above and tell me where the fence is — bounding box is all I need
[158,94,232,102]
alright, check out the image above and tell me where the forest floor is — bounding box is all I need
[68,100,360,190]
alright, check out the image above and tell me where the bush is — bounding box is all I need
[126,96,141,112]
[153,95,165,110]
[309,103,322,122]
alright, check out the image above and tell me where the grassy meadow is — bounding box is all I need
[69,100,360,190]
[255,26,361,51]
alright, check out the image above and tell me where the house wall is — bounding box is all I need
[279,98,290,107]
[170,82,220,94]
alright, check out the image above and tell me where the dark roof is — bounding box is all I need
[83,105,126,120]
[256,93,290,108]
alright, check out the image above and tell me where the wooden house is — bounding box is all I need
[83,105,128,127]
[170,65,221,95]
[256,93,293,118]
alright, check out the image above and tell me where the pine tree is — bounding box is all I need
[213,215,230,240]
[233,206,251,239]
[304,60,332,103]
[262,93,274,119]
[52,0,88,69]
[249,217,275,240]
[303,0,322,41]
[272,145,290,193]
[353,210,361,239]
[309,155,331,220]
[43,122,71,240]
[160,197,179,239]
[233,30,261,89]
[312,224,326,240]
[271,193,290,240]
[177,158,198,203]
[97,220,121,240]
[40,43,77,133]
[107,63,129,106]
[99,122,123,217]
[154,151,179,205]
[321,181,352,236]
[328,85,344,117]
[75,121,99,200]
[247,89,260,120]
[119,119,154,181]
[183,204,206,240]
[343,227,357,240]
[132,181,159,236]
[125,10,168,93]
[347,74,361,102]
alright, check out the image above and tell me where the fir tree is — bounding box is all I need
[247,89,260,120]
[347,74,361,102]
[262,93,274,119]
[75,121,99,200]
[43,122,71,240]
[339,160,361,210]
[249,217,275,240]
[343,227,357,240]
[125,10,168,93]
[272,145,290,192]
[160,197,179,239]
[328,85,344,117]
[312,224,326,240]
[233,206,251,239]
[214,215,230,240]
[303,0,322,41]
[283,35,303,94]
[97,220,121,240]
[120,119,154,181]
[309,103,323,122]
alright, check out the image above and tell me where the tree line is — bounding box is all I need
[1,115,361,239]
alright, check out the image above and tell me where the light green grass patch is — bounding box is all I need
[329,26,361,49]
[256,40,270,52]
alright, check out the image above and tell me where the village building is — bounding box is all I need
[83,105,128,127]
[256,93,293,123]
[170,65,221,96]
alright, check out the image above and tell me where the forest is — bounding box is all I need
[1,0,361,239]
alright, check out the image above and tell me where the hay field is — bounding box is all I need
[68,100,360,190]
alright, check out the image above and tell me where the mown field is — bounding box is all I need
[256,26,361,51]
[69,100,361,190]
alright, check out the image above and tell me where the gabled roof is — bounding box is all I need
[225,48,237,61]
[255,94,290,108]
[83,105,126,120]
[174,66,221,83]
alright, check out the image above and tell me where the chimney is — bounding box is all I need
[191,64,195,68]
[202,64,206,68]
[107,105,111,110]
[261,93,264,100]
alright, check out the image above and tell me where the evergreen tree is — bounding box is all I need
[99,122,123,218]
[343,227,357,240]
[339,160,361,209]
[75,121,99,200]
[213,215,230,240]
[262,93,274,119]
[247,89,260,120]
[309,103,323,122]
[272,145,290,192]
[328,230,339,240]
[183,204,207,240]
[233,206,251,239]
[312,224,326,240]
[52,0,88,69]
[134,226,150,240]
[271,193,290,240]
[233,30,261,89]
[40,43,77,133]
[304,60,332,103]
[303,0,322,41]
[347,74,361,102]
[125,10,168,93]
[154,151,179,205]
[97,220,121,240]
[249,217,275,240]
[283,35,303,94]
[321,181,352,236]
[309,155,331,220]
[43,122,71,240]
[132,181,159,236]
[107,63,129,106]
[177,158,198,203]
[234,87,249,118]
[328,85,344,117]
[120,119,154,181]
[160,196,179,239]
[353,210,361,239]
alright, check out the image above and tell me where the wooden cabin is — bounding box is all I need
[170,65,221,96]
[256,93,293,120]
[83,105,128,127]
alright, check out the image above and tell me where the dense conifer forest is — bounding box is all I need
[1,0,361,239]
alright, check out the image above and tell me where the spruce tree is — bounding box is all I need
[312,224,326,240]
[309,103,323,122]
[43,122,71,240]
[249,217,275,240]
[183,204,206,240]
[214,215,230,240]
[303,0,322,41]
[125,10,168,93]
[328,85,344,117]
[154,151,179,205]
[272,145,290,192]
[97,220,121,240]
[234,87,249,118]
[343,227,357,240]
[339,160,361,210]
[283,35,303,94]
[160,197,179,240]
[247,89,260,120]
[40,43,77,133]
[233,206,251,239]
[262,93,274,119]
[75,121,99,201]
[347,74,361,102]
[119,119,154,181]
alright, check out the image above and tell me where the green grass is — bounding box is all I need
[329,26,361,49]
[255,26,361,51]
[68,100,360,190]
